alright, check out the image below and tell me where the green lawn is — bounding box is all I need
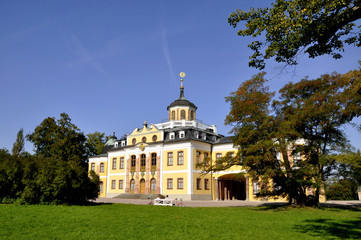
[0,203,360,240]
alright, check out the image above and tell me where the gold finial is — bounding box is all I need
[180,72,185,89]
[179,72,186,99]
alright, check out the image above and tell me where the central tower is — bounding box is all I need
[167,72,197,121]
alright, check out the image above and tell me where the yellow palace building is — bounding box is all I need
[88,74,325,202]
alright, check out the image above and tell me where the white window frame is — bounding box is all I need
[253,182,260,195]
[179,131,185,138]
[202,133,206,140]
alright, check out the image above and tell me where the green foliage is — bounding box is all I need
[342,149,361,185]
[327,149,361,188]
[11,128,25,157]
[0,152,99,205]
[1,204,361,239]
[210,66,361,206]
[0,151,24,200]
[229,0,361,69]
[85,131,109,156]
[27,113,88,166]
[326,179,358,200]
[0,113,100,204]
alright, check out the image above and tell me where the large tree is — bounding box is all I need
[27,113,88,167]
[229,0,361,69]
[209,66,361,206]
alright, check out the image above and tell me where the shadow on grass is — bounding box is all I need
[294,218,361,239]
[320,203,361,212]
[249,202,361,212]
[83,202,112,206]
[244,203,292,211]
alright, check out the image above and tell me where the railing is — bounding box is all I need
[154,120,217,133]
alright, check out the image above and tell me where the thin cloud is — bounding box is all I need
[160,24,176,83]
[68,34,109,77]
[0,9,87,51]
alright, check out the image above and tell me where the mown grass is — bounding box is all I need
[0,203,360,240]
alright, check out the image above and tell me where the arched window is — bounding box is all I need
[140,179,145,194]
[141,154,146,167]
[132,138,136,145]
[181,110,186,120]
[190,110,195,121]
[130,179,135,194]
[142,137,146,143]
[171,110,175,120]
[151,153,157,166]
[131,155,136,168]
[150,178,156,194]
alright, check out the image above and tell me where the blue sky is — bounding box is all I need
[1,0,360,152]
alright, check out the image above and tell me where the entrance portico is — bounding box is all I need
[215,174,248,201]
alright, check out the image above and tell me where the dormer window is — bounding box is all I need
[202,133,206,140]
[194,131,199,138]
[114,142,119,148]
[121,141,125,147]
[179,131,185,138]
[169,132,175,140]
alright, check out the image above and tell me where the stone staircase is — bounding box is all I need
[113,194,165,199]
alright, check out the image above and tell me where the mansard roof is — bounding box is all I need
[163,126,222,144]
[214,136,233,144]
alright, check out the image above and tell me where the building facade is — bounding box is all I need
[88,77,325,202]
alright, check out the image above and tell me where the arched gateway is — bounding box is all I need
[215,174,248,201]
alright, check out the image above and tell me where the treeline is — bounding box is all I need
[0,113,109,205]
[0,150,99,204]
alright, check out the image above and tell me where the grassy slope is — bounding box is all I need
[0,204,360,240]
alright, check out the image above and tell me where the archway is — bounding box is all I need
[140,179,145,194]
[216,174,247,200]
[130,179,135,194]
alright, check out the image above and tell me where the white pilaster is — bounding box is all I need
[188,142,193,195]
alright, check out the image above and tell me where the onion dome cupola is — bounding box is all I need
[167,72,197,121]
